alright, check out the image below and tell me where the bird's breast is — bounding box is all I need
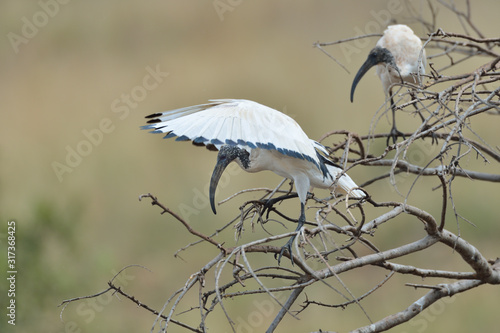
[243,148,320,180]
[376,62,420,93]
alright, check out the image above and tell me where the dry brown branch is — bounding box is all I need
[139,193,229,254]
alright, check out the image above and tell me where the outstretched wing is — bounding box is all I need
[142,99,324,171]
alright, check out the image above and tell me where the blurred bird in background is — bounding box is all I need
[350,24,426,144]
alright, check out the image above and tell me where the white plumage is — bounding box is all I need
[145,100,320,169]
[375,25,426,92]
[143,99,365,264]
[351,24,426,144]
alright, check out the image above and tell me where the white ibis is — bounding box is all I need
[142,99,365,264]
[350,24,426,144]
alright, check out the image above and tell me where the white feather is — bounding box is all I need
[144,99,322,166]
[376,24,426,93]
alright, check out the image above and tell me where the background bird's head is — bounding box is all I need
[350,46,398,102]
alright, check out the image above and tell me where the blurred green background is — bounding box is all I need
[1,1,499,332]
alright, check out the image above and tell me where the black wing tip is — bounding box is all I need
[145,113,162,119]
[192,141,205,147]
[206,144,218,151]
[146,118,162,124]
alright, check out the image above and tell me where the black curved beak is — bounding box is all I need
[350,47,396,102]
[350,56,378,102]
[209,149,237,214]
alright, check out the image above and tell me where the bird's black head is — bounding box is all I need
[367,47,396,67]
[350,47,397,102]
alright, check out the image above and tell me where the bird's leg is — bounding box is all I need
[260,193,298,220]
[387,94,406,145]
[275,202,305,266]
[409,91,438,145]
[261,191,314,220]
[409,91,425,122]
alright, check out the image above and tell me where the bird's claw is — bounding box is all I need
[259,198,280,220]
[259,194,299,220]
[275,238,294,266]
[422,131,438,145]
[430,132,438,145]
[387,126,406,145]
[420,124,438,145]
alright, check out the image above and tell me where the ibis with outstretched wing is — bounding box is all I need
[142,99,365,264]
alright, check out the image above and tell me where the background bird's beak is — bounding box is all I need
[209,153,236,214]
[350,53,379,103]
